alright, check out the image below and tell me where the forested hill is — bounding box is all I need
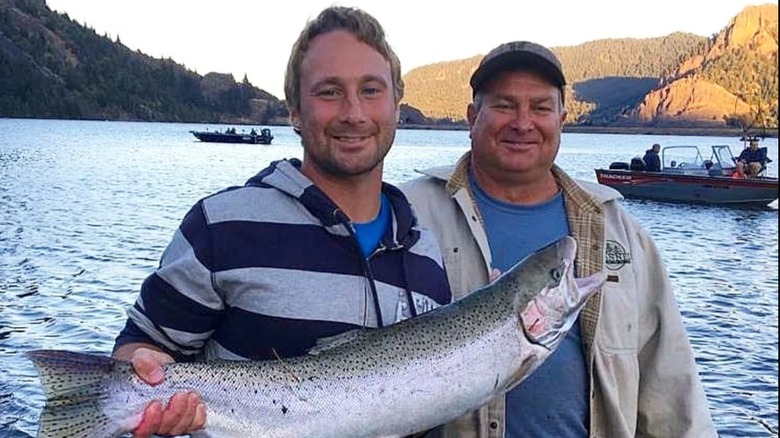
[402,33,707,124]
[402,3,779,130]
[1,0,777,130]
[0,0,288,124]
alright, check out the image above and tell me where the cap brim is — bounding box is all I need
[470,52,565,92]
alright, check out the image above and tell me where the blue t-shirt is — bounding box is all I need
[470,175,589,437]
[353,193,390,258]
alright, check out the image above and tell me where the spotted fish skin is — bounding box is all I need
[27,236,605,438]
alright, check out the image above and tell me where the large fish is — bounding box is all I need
[27,236,605,438]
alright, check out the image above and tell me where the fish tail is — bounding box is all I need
[26,349,136,438]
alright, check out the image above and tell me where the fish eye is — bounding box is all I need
[550,268,563,282]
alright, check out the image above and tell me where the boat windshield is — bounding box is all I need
[661,146,705,171]
[710,145,737,172]
[712,145,737,170]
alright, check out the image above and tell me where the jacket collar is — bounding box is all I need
[416,150,620,209]
[247,158,419,249]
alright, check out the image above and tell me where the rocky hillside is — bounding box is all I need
[631,4,778,128]
[0,0,776,130]
[401,3,778,129]
[401,33,706,125]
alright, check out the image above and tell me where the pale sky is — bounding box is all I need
[46,0,777,99]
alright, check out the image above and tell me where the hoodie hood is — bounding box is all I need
[245,158,420,249]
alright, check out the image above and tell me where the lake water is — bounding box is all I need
[1,118,778,437]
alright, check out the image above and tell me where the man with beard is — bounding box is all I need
[111,7,451,437]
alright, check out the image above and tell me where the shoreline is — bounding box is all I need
[4,116,776,139]
[397,123,779,138]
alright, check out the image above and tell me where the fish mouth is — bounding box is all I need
[519,240,604,350]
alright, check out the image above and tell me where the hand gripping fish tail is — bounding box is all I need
[25,350,144,438]
[26,235,605,438]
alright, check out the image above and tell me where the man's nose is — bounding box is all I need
[340,92,367,124]
[508,107,534,130]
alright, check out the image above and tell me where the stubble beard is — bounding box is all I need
[306,129,395,178]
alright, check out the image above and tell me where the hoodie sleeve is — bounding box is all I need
[114,201,226,360]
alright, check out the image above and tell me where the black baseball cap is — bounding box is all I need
[470,41,566,96]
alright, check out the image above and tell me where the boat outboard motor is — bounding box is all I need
[609,162,630,170]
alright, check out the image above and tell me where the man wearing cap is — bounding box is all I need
[402,41,716,437]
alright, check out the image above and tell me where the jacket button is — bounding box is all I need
[489,421,498,429]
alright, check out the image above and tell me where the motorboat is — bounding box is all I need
[595,143,778,207]
[190,127,273,145]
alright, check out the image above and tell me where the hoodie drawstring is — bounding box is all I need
[402,252,418,318]
[334,208,385,328]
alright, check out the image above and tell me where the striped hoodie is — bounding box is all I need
[114,158,452,361]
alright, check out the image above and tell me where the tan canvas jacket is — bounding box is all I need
[401,152,717,438]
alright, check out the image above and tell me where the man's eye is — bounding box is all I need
[316,89,339,98]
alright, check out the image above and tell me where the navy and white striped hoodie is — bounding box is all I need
[114,158,452,361]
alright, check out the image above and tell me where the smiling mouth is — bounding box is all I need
[501,136,537,143]
[501,140,536,149]
[334,135,371,143]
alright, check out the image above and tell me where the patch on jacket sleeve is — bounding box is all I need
[605,240,631,270]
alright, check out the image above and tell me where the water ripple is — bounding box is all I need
[1,119,777,436]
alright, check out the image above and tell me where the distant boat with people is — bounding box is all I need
[594,139,778,207]
[190,127,274,145]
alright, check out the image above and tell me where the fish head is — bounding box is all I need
[507,236,605,351]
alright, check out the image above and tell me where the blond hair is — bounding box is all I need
[284,6,404,113]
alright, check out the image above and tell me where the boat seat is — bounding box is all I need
[629,157,645,171]
[758,147,772,175]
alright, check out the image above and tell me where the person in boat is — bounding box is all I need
[642,143,662,171]
[112,7,452,437]
[402,40,716,437]
[250,128,257,136]
[735,138,768,177]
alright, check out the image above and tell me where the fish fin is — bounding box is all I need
[26,349,137,438]
[307,328,367,355]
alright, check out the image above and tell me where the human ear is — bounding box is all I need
[289,112,301,135]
